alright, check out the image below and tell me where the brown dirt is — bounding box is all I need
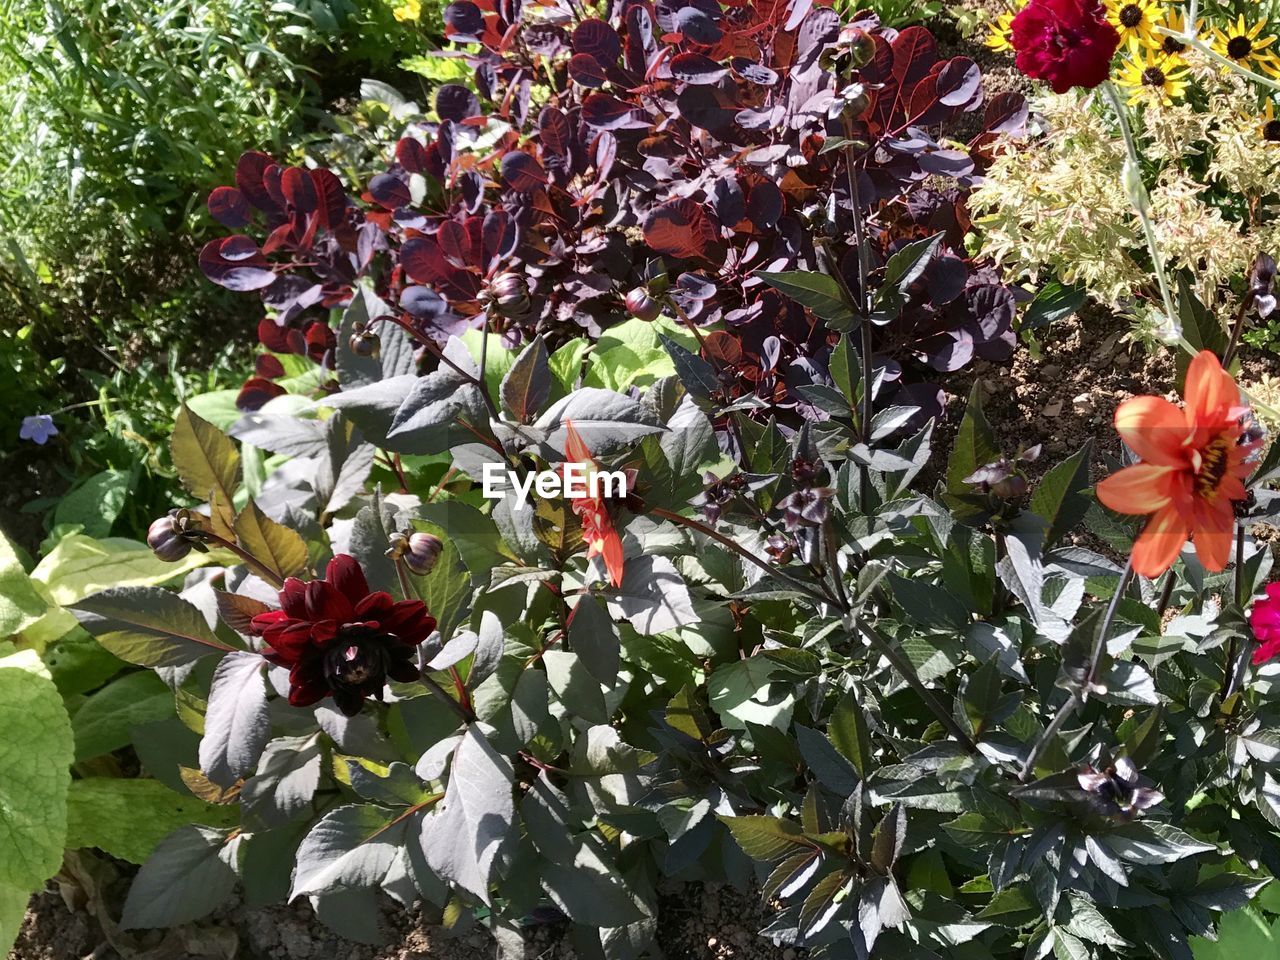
[9,869,799,960]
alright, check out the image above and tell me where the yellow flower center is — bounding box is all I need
[1193,436,1232,499]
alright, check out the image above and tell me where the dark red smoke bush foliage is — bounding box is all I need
[202,1,1026,424]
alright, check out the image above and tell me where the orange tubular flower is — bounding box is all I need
[1097,351,1257,578]
[564,420,626,588]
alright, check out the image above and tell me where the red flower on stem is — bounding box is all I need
[1251,583,1280,665]
[250,555,436,715]
[564,420,627,588]
[1010,0,1121,93]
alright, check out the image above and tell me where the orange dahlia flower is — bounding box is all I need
[1097,351,1257,578]
[564,420,626,588]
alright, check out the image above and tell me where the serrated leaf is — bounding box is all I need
[720,815,809,862]
[290,804,407,897]
[199,651,270,788]
[1030,442,1093,549]
[65,779,237,864]
[500,335,551,422]
[172,405,241,506]
[70,587,234,668]
[830,689,874,777]
[0,651,73,901]
[234,501,308,581]
[120,825,238,929]
[757,270,857,330]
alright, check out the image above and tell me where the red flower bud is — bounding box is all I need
[624,288,661,321]
[148,515,193,562]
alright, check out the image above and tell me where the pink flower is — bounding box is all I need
[1251,583,1280,666]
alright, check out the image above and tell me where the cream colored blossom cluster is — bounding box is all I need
[970,63,1280,313]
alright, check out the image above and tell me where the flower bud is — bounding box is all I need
[148,514,193,562]
[624,287,661,321]
[490,271,531,320]
[838,26,875,68]
[349,329,380,358]
[404,532,444,576]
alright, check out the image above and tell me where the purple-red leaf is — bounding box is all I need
[670,52,728,85]
[572,19,622,65]
[207,186,250,228]
[501,152,549,192]
[643,199,719,260]
[369,173,411,210]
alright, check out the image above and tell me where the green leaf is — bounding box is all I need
[172,404,241,505]
[234,500,309,580]
[290,803,406,897]
[1191,906,1280,960]
[829,334,860,412]
[548,338,590,393]
[945,384,1000,502]
[0,651,73,899]
[53,469,132,538]
[544,650,610,724]
[32,534,215,609]
[1023,280,1086,332]
[65,778,238,864]
[72,669,174,760]
[0,526,46,638]
[720,815,809,862]
[569,594,620,687]
[1030,442,1093,548]
[830,689,874,777]
[757,270,858,330]
[70,586,233,669]
[409,519,471,642]
[120,825,238,929]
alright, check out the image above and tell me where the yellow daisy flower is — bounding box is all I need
[1106,0,1168,53]
[985,1,1026,54]
[1262,100,1280,143]
[1211,15,1280,78]
[392,0,421,22]
[1116,48,1191,105]
[1144,7,1200,64]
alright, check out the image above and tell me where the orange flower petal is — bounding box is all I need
[1115,396,1190,466]
[1184,350,1238,427]
[564,419,596,467]
[1190,497,1235,572]
[602,527,625,588]
[1132,504,1189,578]
[1096,463,1178,515]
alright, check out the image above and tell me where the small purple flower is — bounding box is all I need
[19,415,57,445]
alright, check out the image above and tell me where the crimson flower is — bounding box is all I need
[250,555,436,715]
[1251,583,1280,666]
[1011,0,1121,93]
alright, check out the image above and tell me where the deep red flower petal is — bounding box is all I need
[279,578,309,620]
[287,659,329,706]
[327,554,370,608]
[354,591,396,619]
[249,609,290,635]
[304,579,354,623]
[262,621,315,664]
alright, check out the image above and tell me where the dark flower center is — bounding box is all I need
[1162,36,1186,55]
[1195,436,1232,499]
[324,631,390,690]
[1142,67,1166,87]
[1227,35,1254,59]
[1266,119,1280,141]
[1119,5,1143,28]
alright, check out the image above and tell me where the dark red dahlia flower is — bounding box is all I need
[1010,0,1120,94]
[250,555,436,715]
[1251,583,1280,666]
